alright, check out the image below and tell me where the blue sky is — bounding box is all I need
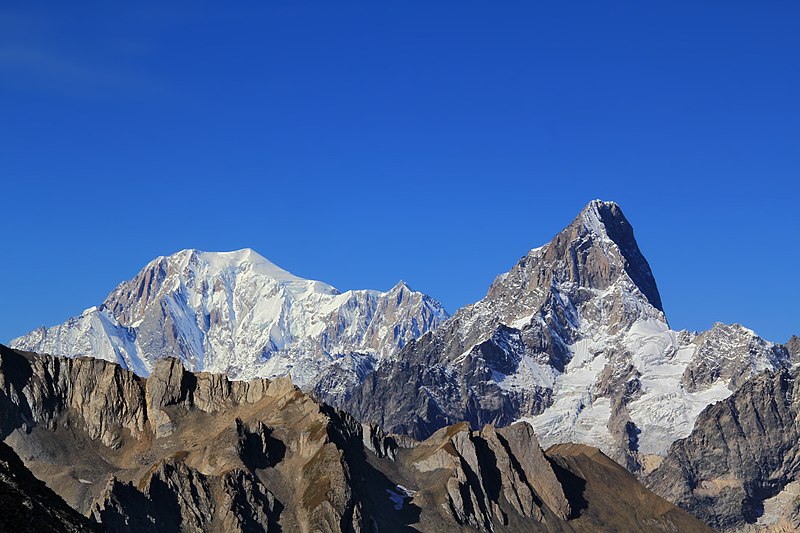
[1,2,798,343]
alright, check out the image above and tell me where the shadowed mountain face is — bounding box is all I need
[0,441,97,533]
[590,201,663,312]
[0,345,713,532]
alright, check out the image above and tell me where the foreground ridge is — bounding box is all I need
[0,345,711,532]
[0,440,97,532]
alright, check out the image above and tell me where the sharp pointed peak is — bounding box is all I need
[583,198,621,212]
[390,280,413,292]
[564,200,664,312]
[577,199,628,237]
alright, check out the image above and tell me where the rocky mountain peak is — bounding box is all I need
[389,279,412,292]
[578,199,621,234]
[477,199,664,335]
[786,335,800,361]
[344,201,673,448]
[341,200,791,474]
[682,322,789,393]
[574,199,663,312]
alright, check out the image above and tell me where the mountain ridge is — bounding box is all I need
[11,247,448,393]
[4,199,798,531]
[340,200,792,472]
[0,344,714,532]
[10,200,792,476]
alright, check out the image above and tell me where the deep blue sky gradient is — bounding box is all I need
[1,2,798,343]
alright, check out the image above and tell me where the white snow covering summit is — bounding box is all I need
[430,200,791,461]
[12,201,791,468]
[11,249,448,389]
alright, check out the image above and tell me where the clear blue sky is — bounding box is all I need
[1,2,798,344]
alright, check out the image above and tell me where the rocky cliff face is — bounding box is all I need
[785,336,800,361]
[0,344,712,532]
[10,248,447,392]
[646,366,800,532]
[342,200,791,469]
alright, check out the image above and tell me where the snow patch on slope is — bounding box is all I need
[523,338,613,451]
[624,320,732,455]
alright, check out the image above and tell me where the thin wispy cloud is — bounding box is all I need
[0,6,162,98]
[0,45,161,98]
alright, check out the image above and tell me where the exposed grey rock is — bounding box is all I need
[785,335,800,363]
[312,352,377,406]
[0,346,147,449]
[496,422,571,520]
[682,323,789,392]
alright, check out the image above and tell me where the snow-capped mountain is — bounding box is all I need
[10,202,793,474]
[11,248,448,390]
[343,200,794,470]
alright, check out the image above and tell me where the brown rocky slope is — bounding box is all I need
[0,344,712,532]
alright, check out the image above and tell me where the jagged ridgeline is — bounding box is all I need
[12,200,794,473]
[4,200,799,531]
[342,200,797,473]
[11,248,448,394]
[0,345,711,532]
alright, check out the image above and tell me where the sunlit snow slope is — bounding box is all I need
[11,248,448,390]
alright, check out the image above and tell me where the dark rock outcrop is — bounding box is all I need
[785,335,800,362]
[0,440,98,532]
